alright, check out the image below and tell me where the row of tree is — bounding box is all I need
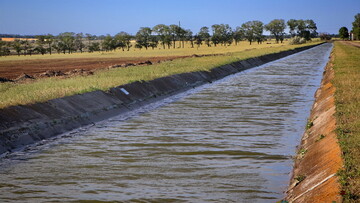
[0,19,318,56]
[338,13,360,40]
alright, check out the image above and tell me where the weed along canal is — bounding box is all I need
[0,44,332,202]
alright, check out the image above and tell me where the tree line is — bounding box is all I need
[0,19,318,57]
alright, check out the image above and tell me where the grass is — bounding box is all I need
[315,134,326,142]
[0,39,315,61]
[296,148,308,160]
[306,119,314,130]
[298,148,307,156]
[0,41,322,109]
[295,175,306,184]
[332,41,360,202]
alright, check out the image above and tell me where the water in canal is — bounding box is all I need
[0,43,332,202]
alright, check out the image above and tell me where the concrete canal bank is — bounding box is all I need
[0,42,344,202]
[286,48,343,202]
[0,43,322,155]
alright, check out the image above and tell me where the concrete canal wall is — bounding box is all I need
[0,43,323,155]
[286,46,343,203]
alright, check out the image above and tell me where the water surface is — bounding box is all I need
[0,43,332,202]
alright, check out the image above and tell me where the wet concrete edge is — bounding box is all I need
[285,44,343,202]
[0,43,323,155]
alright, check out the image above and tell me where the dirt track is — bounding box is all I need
[0,56,188,80]
[341,40,360,48]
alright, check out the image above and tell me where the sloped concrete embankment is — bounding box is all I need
[286,51,343,202]
[0,44,322,155]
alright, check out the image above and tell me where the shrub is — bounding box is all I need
[289,36,306,45]
[319,33,332,41]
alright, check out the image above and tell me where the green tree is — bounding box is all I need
[0,41,10,56]
[114,35,126,51]
[352,13,360,40]
[153,24,171,49]
[296,19,306,37]
[265,19,286,43]
[178,27,187,48]
[252,21,264,44]
[88,42,100,52]
[101,34,115,51]
[135,27,152,50]
[241,21,263,45]
[149,35,159,50]
[58,32,75,54]
[240,22,254,45]
[319,33,332,41]
[35,35,47,55]
[27,42,34,56]
[34,46,47,55]
[135,44,143,50]
[169,24,180,49]
[12,40,22,56]
[36,35,46,44]
[211,24,221,46]
[75,33,85,53]
[20,40,32,56]
[85,33,94,49]
[115,32,132,51]
[51,39,60,54]
[305,19,317,38]
[52,39,66,54]
[194,34,202,49]
[287,19,317,40]
[199,26,211,47]
[339,27,349,40]
[0,41,5,56]
[185,29,194,48]
[222,24,234,45]
[45,34,54,55]
[233,27,243,45]
[287,19,297,37]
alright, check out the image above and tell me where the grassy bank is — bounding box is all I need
[0,41,321,109]
[332,41,360,201]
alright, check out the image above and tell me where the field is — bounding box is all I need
[0,40,289,79]
[0,56,188,79]
[332,41,360,201]
[0,40,322,109]
[0,40,289,61]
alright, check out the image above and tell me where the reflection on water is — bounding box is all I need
[0,43,332,202]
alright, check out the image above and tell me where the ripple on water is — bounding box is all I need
[0,43,333,202]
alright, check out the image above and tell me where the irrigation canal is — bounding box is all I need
[0,43,332,202]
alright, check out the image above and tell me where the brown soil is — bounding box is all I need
[286,52,343,202]
[0,56,188,80]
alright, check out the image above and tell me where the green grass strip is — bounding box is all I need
[333,41,360,202]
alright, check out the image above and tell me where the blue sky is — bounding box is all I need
[0,0,359,35]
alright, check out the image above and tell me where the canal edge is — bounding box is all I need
[0,43,324,156]
[285,43,343,202]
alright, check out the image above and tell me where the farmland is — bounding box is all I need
[0,40,290,79]
[0,40,288,61]
[0,40,322,109]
